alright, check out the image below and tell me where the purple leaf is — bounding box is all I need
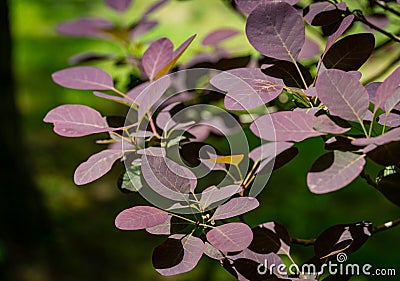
[298,37,320,60]
[143,0,169,18]
[136,76,171,121]
[313,115,350,134]
[142,38,174,81]
[127,81,150,102]
[199,185,241,211]
[323,34,375,71]
[56,17,112,38]
[207,223,253,252]
[378,113,400,127]
[246,2,305,61]
[155,35,197,80]
[105,0,132,12]
[146,216,189,235]
[93,91,129,104]
[363,14,389,32]
[250,111,324,142]
[202,29,239,46]
[316,69,369,122]
[203,242,224,260]
[154,234,204,276]
[52,66,114,90]
[307,151,366,194]
[304,2,344,26]
[74,149,123,185]
[235,0,299,13]
[366,82,381,104]
[211,68,284,110]
[115,206,169,230]
[141,154,197,201]
[249,222,291,255]
[325,15,354,50]
[249,142,294,162]
[130,21,158,39]
[375,67,400,111]
[43,104,111,137]
[212,197,259,220]
[352,128,400,146]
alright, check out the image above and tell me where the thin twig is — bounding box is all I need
[354,11,400,43]
[371,0,400,18]
[360,170,378,189]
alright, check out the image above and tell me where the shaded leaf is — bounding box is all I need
[202,28,239,46]
[325,15,354,50]
[250,111,324,142]
[377,168,400,207]
[261,60,313,88]
[246,2,305,61]
[314,222,372,258]
[316,69,369,122]
[212,197,259,220]
[52,66,114,90]
[115,206,169,230]
[323,33,375,71]
[307,151,366,194]
[367,142,400,166]
[304,2,345,26]
[249,222,291,255]
[154,234,204,276]
[44,104,112,137]
[211,68,284,110]
[74,149,123,185]
[207,223,253,252]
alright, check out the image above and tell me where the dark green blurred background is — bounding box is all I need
[1,0,399,280]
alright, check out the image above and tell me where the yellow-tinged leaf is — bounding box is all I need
[205,154,244,166]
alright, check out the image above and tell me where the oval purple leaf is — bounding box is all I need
[52,66,114,90]
[235,0,299,13]
[57,17,112,38]
[142,38,174,81]
[43,104,111,137]
[307,151,366,194]
[154,234,204,276]
[115,206,169,230]
[352,127,400,147]
[375,67,400,111]
[313,115,350,134]
[212,197,259,220]
[316,69,369,122]
[211,68,284,110]
[74,149,123,185]
[202,28,239,46]
[250,111,324,142]
[141,154,197,201]
[298,37,320,60]
[207,223,253,252]
[246,2,305,61]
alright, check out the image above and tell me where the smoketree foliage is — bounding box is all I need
[44,0,400,280]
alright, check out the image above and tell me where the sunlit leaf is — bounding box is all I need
[246,2,305,61]
[307,151,366,194]
[115,206,169,230]
[74,149,123,185]
[212,197,259,220]
[52,66,114,90]
[207,223,253,252]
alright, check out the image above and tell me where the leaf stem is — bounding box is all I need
[112,87,136,104]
